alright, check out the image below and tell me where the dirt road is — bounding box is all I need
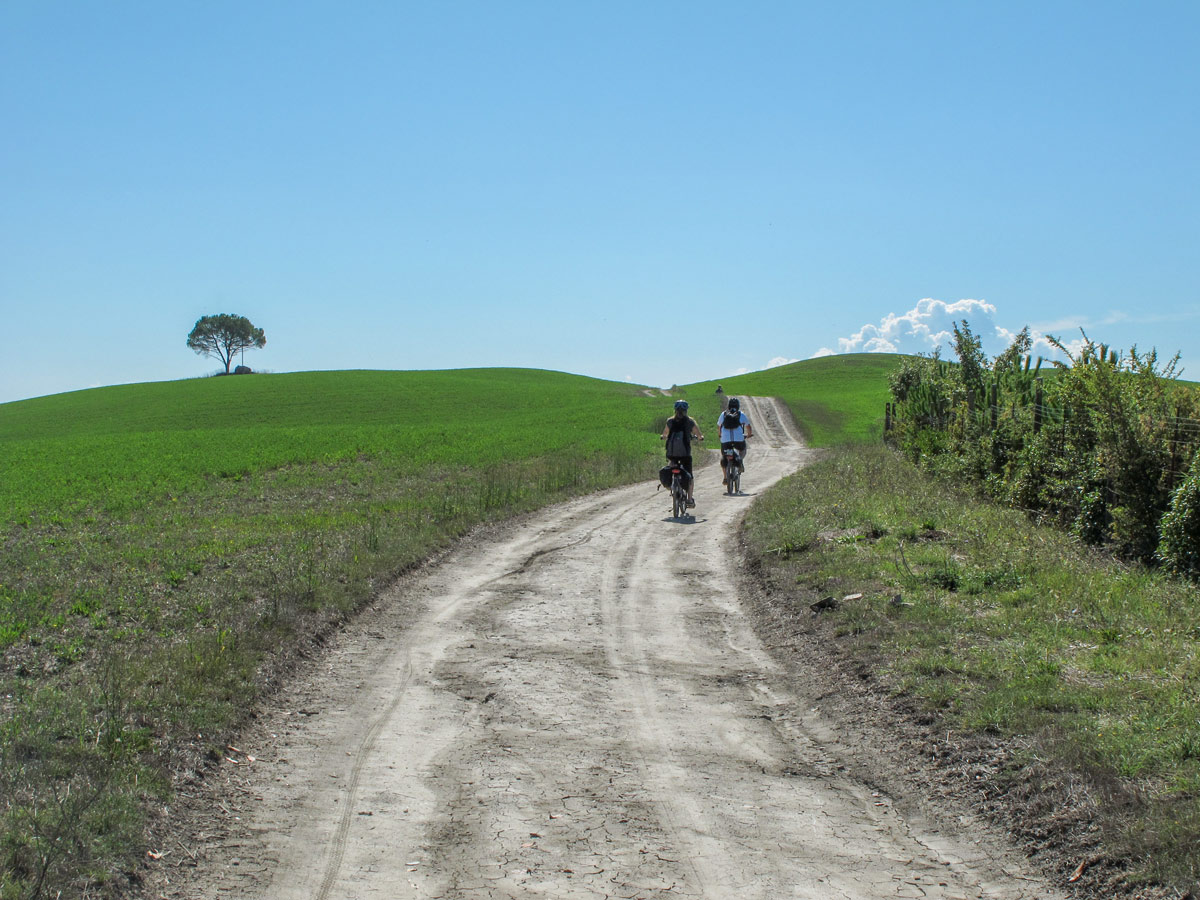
[168,397,1063,899]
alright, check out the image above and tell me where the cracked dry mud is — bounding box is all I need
[162,397,1065,900]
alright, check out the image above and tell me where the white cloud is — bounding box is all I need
[824,298,1084,365]
[766,356,799,368]
[833,298,1002,356]
[800,301,1191,370]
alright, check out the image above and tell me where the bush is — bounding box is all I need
[890,326,1200,567]
[1159,453,1200,577]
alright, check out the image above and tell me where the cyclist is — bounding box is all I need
[661,399,704,508]
[717,397,752,484]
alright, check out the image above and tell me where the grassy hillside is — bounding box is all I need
[0,368,676,526]
[0,367,695,899]
[684,353,899,447]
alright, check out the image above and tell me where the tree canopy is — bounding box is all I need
[186,314,266,374]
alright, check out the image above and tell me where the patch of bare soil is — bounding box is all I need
[135,398,1076,900]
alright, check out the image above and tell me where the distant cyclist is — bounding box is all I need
[717,397,753,485]
[661,400,704,508]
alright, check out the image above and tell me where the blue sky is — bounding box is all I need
[2,1,1197,404]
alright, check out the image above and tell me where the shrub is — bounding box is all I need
[890,325,1200,566]
[1159,453,1200,577]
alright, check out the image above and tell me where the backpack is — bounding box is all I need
[722,411,742,431]
[664,418,690,457]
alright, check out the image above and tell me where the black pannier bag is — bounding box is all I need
[659,464,691,489]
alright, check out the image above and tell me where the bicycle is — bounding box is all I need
[666,462,691,519]
[723,447,742,494]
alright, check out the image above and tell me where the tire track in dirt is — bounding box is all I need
[312,649,415,900]
[164,397,1065,900]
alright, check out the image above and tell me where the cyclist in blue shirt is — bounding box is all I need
[717,398,753,484]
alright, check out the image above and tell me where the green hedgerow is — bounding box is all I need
[1159,452,1200,577]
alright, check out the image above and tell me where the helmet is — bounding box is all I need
[674,400,689,411]
[728,398,740,411]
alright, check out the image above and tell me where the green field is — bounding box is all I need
[0,369,671,525]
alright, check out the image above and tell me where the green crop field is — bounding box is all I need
[0,368,690,676]
[0,368,675,525]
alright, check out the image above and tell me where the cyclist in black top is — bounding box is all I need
[661,399,704,508]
